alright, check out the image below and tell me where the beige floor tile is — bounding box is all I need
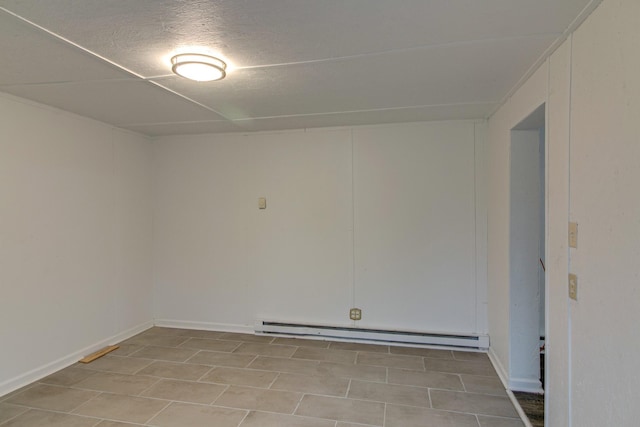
[73,372,159,395]
[218,333,275,343]
[424,359,498,376]
[39,367,96,387]
[200,367,278,388]
[478,415,527,427]
[149,402,246,427]
[0,385,34,403]
[73,393,169,424]
[233,342,297,357]
[6,384,99,412]
[122,335,189,348]
[295,395,384,426]
[461,374,507,396]
[272,337,330,348]
[317,361,386,382]
[453,351,491,362]
[431,390,519,418]
[270,373,349,396]
[110,344,146,357]
[214,385,302,413]
[385,403,480,427]
[348,380,429,407]
[390,346,454,360]
[1,409,98,427]
[135,361,211,381]
[356,352,424,371]
[293,347,357,364]
[95,421,145,427]
[138,327,192,337]
[388,368,463,390]
[186,351,256,368]
[0,403,28,424]
[128,345,198,362]
[76,356,154,375]
[329,342,389,353]
[179,338,241,352]
[180,330,226,340]
[240,411,335,427]
[248,356,320,375]
[336,423,379,427]
[140,378,227,404]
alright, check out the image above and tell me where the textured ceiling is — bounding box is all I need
[0,0,598,136]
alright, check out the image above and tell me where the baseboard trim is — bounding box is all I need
[0,320,153,398]
[506,389,535,427]
[154,319,254,334]
[509,377,544,394]
[488,346,509,389]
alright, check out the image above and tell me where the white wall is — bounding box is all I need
[487,0,640,424]
[153,121,486,335]
[0,93,153,395]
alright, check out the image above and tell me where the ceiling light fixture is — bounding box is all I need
[171,53,227,82]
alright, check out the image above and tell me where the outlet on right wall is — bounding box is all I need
[487,0,640,425]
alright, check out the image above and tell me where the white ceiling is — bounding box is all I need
[0,0,598,136]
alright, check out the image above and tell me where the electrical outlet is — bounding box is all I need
[569,273,578,300]
[349,308,362,321]
[258,197,267,209]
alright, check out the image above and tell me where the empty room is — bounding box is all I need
[1,1,638,426]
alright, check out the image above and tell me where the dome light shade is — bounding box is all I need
[171,53,227,81]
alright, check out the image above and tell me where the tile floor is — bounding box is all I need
[0,327,525,427]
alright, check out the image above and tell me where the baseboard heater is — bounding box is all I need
[255,320,489,350]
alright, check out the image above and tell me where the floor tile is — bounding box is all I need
[73,393,169,424]
[135,361,211,381]
[218,333,275,343]
[329,342,389,353]
[0,403,28,424]
[239,411,335,427]
[95,421,146,426]
[356,352,424,370]
[140,378,227,404]
[139,327,192,336]
[180,329,226,340]
[149,402,246,427]
[248,356,320,375]
[233,342,297,358]
[390,346,454,360]
[122,335,189,348]
[128,345,198,362]
[424,359,498,377]
[272,337,330,348]
[385,403,480,427]
[336,423,379,427]
[317,361,386,382]
[1,409,98,427]
[110,344,146,357]
[0,385,34,403]
[295,395,384,426]
[179,338,241,352]
[478,415,527,427]
[76,355,153,375]
[270,373,349,396]
[200,367,278,388]
[6,384,99,412]
[73,372,159,395]
[388,368,463,390]
[39,367,96,387]
[453,351,491,362]
[186,351,256,368]
[348,380,430,407]
[214,385,302,413]
[293,347,357,364]
[431,390,519,418]
[461,374,507,396]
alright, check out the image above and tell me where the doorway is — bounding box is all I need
[509,103,546,396]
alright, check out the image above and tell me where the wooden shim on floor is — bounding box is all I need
[79,345,119,363]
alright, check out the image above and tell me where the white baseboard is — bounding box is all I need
[506,389,535,427]
[509,377,544,394]
[488,346,509,389]
[0,320,153,398]
[154,319,254,334]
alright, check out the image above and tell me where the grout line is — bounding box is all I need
[143,398,174,426]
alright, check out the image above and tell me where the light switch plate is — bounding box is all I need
[349,308,362,321]
[569,222,578,248]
